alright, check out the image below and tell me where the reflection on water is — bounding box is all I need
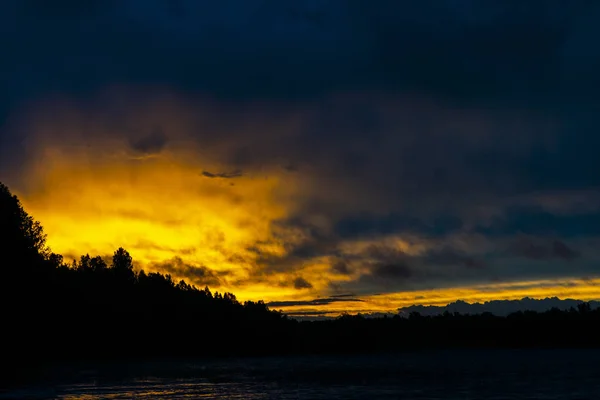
[3,349,600,399]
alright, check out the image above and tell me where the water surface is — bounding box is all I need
[3,349,600,399]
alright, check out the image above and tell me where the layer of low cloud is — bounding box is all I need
[267,296,364,309]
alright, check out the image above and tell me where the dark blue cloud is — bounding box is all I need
[2,1,598,160]
[334,213,463,239]
[508,238,580,261]
[476,206,600,238]
[1,0,597,108]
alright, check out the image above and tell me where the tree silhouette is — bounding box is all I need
[0,182,49,267]
[90,255,107,273]
[112,247,135,283]
[77,254,92,272]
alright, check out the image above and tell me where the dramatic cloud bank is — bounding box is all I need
[2,1,600,314]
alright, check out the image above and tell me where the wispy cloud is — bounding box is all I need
[267,296,364,308]
[201,170,243,179]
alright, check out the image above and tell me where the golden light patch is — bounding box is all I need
[18,156,300,296]
[12,93,318,302]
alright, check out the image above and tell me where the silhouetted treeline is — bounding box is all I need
[0,182,292,365]
[2,181,600,369]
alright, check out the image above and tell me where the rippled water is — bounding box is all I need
[3,349,600,399]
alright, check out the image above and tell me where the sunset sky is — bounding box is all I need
[2,1,600,316]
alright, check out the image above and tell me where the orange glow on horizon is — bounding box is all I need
[276,278,600,316]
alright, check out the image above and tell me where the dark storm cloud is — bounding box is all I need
[357,244,485,285]
[331,260,350,275]
[476,206,600,238]
[355,246,416,287]
[369,262,414,281]
[3,0,600,294]
[253,207,588,293]
[1,1,597,109]
[249,218,342,274]
[128,126,168,155]
[423,247,486,269]
[2,1,598,190]
[509,237,580,261]
[334,213,463,239]
[334,236,589,295]
[293,276,313,290]
[552,240,580,261]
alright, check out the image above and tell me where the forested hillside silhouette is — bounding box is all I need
[2,181,600,368]
[0,182,290,363]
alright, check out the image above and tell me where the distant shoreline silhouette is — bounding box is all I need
[3,180,600,378]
